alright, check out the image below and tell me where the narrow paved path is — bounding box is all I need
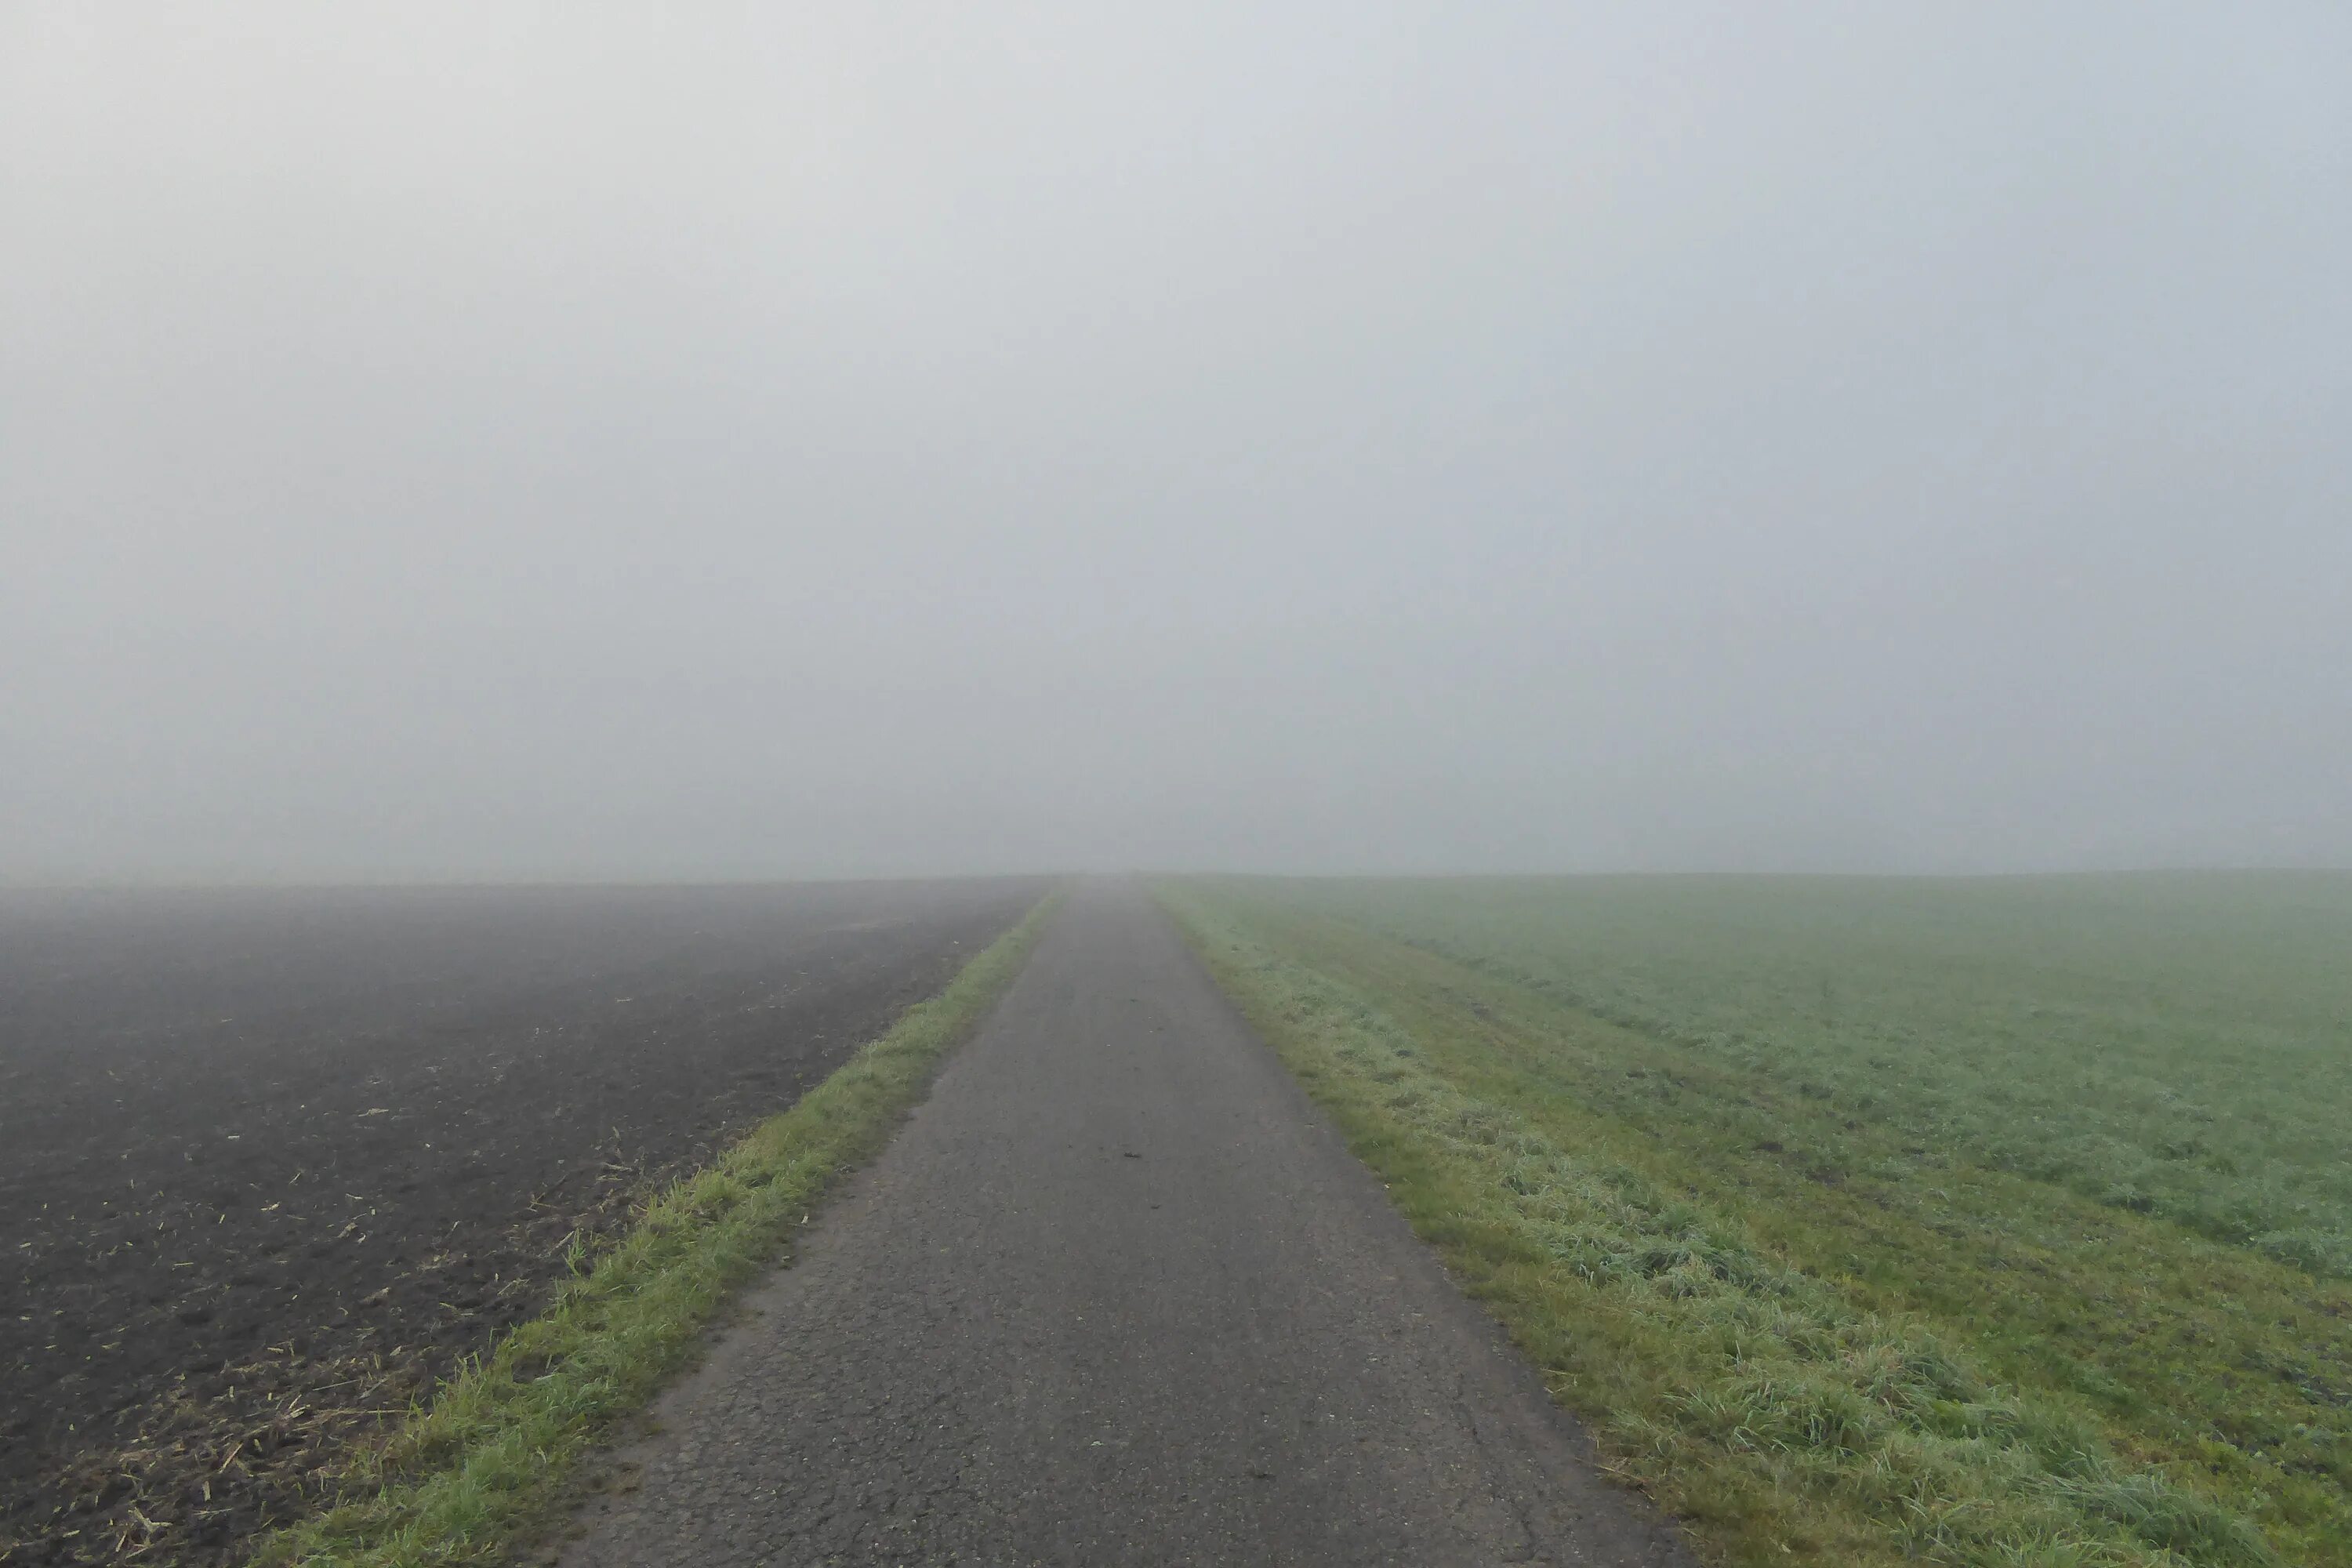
[561,884,1692,1566]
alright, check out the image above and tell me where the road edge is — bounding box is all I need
[1151,881,2283,1568]
[249,890,1064,1568]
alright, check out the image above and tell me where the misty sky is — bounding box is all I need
[5,4,2349,880]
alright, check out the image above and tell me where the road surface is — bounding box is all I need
[560,883,1693,1566]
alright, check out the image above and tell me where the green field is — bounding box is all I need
[1158,873,2352,1567]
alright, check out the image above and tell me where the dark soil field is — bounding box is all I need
[0,880,1042,1566]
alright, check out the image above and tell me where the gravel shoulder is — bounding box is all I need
[559,880,1695,1566]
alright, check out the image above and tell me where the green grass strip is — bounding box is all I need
[252,891,1061,1568]
[1156,884,2274,1568]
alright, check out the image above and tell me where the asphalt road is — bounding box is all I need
[561,883,1693,1566]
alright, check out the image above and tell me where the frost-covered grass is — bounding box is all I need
[1160,876,2350,1566]
[1264,873,2352,1276]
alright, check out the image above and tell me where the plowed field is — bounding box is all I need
[1,880,1041,1565]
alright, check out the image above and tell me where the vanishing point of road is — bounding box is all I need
[561,883,1693,1566]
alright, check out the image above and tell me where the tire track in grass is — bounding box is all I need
[1158,885,2274,1568]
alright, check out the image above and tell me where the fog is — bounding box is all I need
[5,4,2347,882]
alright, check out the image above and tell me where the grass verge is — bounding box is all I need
[1156,882,2285,1568]
[250,891,1060,1568]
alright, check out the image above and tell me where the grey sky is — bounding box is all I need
[5,3,2348,880]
